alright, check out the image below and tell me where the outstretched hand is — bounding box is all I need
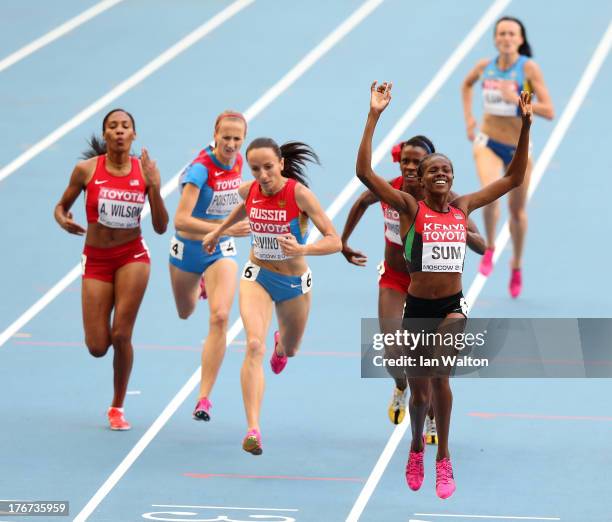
[518,91,533,125]
[370,81,393,115]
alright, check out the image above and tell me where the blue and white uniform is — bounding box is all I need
[169,146,243,273]
[477,55,533,165]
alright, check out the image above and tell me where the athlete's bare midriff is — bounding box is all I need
[481,114,522,146]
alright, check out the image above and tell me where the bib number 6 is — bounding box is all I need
[241,262,260,282]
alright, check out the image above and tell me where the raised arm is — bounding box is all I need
[54,161,89,235]
[461,59,488,141]
[455,92,533,215]
[356,81,417,216]
[341,189,379,265]
[141,148,168,235]
[450,189,486,255]
[281,183,341,257]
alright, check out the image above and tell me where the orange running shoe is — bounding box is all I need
[108,407,131,431]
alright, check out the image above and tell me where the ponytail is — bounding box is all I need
[81,134,107,159]
[246,138,320,188]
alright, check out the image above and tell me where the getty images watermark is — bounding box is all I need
[361,318,612,378]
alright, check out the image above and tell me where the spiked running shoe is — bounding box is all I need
[269,331,287,374]
[425,416,438,445]
[108,407,131,431]
[242,429,263,455]
[388,387,407,425]
[509,268,522,298]
[193,397,212,421]
[479,248,494,276]
[435,457,456,499]
[405,437,425,491]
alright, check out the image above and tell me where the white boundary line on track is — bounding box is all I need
[151,504,299,512]
[0,0,125,73]
[346,19,612,522]
[70,1,384,520]
[465,19,612,309]
[0,0,254,184]
[413,514,560,521]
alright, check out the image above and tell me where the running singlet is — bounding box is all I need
[404,201,467,273]
[381,176,403,247]
[482,55,532,117]
[244,178,308,262]
[85,155,146,229]
[179,146,243,220]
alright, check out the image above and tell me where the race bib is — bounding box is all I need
[219,237,236,257]
[241,261,260,281]
[206,188,241,216]
[81,254,87,275]
[482,79,519,117]
[421,242,466,272]
[252,233,289,261]
[98,187,145,229]
[384,209,401,245]
[301,268,313,294]
[169,236,184,260]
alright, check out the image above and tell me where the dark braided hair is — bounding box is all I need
[81,108,136,159]
[246,138,320,188]
[391,135,435,162]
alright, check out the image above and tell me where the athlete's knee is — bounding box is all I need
[176,303,196,320]
[111,327,133,349]
[85,337,111,358]
[509,206,527,223]
[209,308,230,329]
[430,376,450,392]
[245,338,266,359]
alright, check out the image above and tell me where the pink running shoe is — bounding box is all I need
[479,248,494,276]
[108,407,131,431]
[269,331,287,374]
[193,397,212,421]
[405,437,425,491]
[199,276,207,300]
[242,429,263,455]
[509,268,522,298]
[435,457,456,499]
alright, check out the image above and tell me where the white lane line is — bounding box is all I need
[70,2,384,520]
[414,514,560,521]
[310,0,511,244]
[465,19,612,310]
[346,18,612,522]
[0,0,254,184]
[0,0,125,73]
[151,504,299,512]
[0,0,383,350]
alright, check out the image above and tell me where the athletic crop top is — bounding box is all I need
[404,201,467,273]
[179,146,243,220]
[482,55,532,117]
[244,178,309,262]
[381,176,403,247]
[85,155,146,229]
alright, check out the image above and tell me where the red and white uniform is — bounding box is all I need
[85,155,147,228]
[244,178,308,262]
[82,156,150,281]
[378,177,411,293]
[404,201,467,273]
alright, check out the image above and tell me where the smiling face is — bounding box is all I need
[400,144,429,185]
[214,118,246,165]
[246,146,285,195]
[494,19,523,56]
[103,110,136,154]
[418,155,454,195]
